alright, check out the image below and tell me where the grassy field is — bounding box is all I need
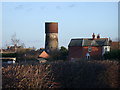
[2,60,119,88]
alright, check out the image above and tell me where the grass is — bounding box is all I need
[2,60,119,88]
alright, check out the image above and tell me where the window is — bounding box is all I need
[88,46,92,52]
[91,40,96,46]
[105,48,107,52]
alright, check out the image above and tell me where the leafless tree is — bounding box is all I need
[11,33,20,46]
[11,33,26,52]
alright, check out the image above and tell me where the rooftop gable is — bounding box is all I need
[38,51,49,58]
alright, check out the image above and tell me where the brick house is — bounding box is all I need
[68,34,111,60]
[110,41,120,50]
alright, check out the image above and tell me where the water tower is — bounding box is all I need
[45,22,58,53]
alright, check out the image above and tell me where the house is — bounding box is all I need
[68,33,111,60]
[110,41,120,50]
[7,44,22,52]
[1,57,16,64]
[37,51,49,63]
[37,51,49,60]
[38,51,49,58]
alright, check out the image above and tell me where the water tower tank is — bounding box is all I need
[45,22,58,53]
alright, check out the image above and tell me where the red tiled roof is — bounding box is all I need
[38,51,49,58]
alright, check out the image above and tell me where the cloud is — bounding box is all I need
[14,5,24,10]
[26,8,32,12]
[14,5,33,12]
[26,40,41,43]
[40,6,46,9]
[68,4,75,8]
[55,4,76,10]
[56,6,61,9]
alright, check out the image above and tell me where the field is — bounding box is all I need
[2,60,119,88]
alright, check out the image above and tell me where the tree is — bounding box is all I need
[11,33,20,46]
[104,49,120,60]
[11,33,26,52]
[21,43,26,48]
[59,46,68,60]
[48,46,68,61]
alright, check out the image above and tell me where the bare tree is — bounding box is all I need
[21,43,26,48]
[11,33,20,46]
[11,33,22,52]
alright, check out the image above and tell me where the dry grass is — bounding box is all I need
[2,60,119,89]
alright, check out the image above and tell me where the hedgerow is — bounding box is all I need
[2,60,119,89]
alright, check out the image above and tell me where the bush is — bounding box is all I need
[104,49,120,60]
[59,46,68,60]
[2,60,119,88]
[49,46,68,61]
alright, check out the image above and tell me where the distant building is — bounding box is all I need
[1,56,16,64]
[38,51,49,59]
[37,51,49,62]
[6,45,35,52]
[68,33,111,60]
[7,44,22,52]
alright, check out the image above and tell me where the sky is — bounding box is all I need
[2,2,118,49]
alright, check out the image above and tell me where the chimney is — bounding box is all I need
[108,37,112,44]
[97,34,100,39]
[92,33,95,40]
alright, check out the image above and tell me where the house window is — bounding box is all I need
[88,46,92,52]
[105,48,107,52]
[91,40,96,46]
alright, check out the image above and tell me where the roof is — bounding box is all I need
[68,38,110,47]
[38,51,49,58]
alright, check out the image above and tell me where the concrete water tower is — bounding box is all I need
[45,22,58,53]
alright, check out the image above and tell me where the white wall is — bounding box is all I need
[7,61,15,64]
[102,46,110,55]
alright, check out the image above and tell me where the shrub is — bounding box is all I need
[2,60,119,89]
[48,46,68,61]
[104,49,120,60]
[59,46,68,60]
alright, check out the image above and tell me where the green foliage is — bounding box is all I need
[59,46,68,60]
[48,50,60,61]
[104,49,120,60]
[49,46,68,61]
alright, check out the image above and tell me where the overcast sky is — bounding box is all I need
[2,2,118,49]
